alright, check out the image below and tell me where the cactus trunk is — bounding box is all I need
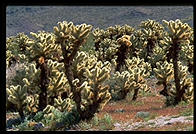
[63,58,83,115]
[38,59,49,111]
[132,87,140,101]
[145,39,155,62]
[18,102,24,118]
[172,40,181,105]
[116,45,129,71]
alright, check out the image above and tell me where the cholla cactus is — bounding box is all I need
[92,28,106,51]
[54,21,92,85]
[127,31,146,58]
[43,105,56,120]
[47,71,69,105]
[95,38,119,62]
[126,57,152,77]
[162,19,193,105]
[162,19,193,62]
[153,61,174,97]
[25,94,39,114]
[108,71,133,100]
[6,33,31,67]
[23,60,70,107]
[106,24,135,39]
[47,59,70,105]
[22,63,44,111]
[22,63,41,94]
[83,60,111,109]
[54,21,92,50]
[93,24,134,42]
[179,44,194,73]
[7,55,70,115]
[24,31,64,111]
[71,52,112,120]
[141,28,157,59]
[6,50,14,68]
[108,57,151,101]
[177,62,193,102]
[92,25,134,62]
[115,35,132,71]
[147,45,167,68]
[6,33,31,52]
[54,97,73,112]
[140,19,164,34]
[6,63,36,113]
[6,19,193,129]
[129,68,150,101]
[125,57,152,101]
[139,20,165,62]
[7,60,71,117]
[6,85,27,117]
[162,19,192,43]
[28,31,61,62]
[154,61,174,85]
[54,21,111,121]
[93,25,135,71]
[154,61,193,105]
[7,63,26,88]
[72,52,88,83]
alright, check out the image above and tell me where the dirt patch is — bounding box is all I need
[97,78,193,125]
[97,94,193,124]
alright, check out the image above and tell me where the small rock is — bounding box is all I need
[114,123,121,127]
[147,120,154,124]
[136,111,150,118]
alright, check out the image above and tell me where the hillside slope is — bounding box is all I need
[6,6,193,37]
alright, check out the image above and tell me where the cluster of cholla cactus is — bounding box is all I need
[6,33,31,68]
[6,58,71,117]
[108,57,151,101]
[93,24,134,46]
[100,20,166,70]
[6,19,194,130]
[7,21,112,123]
[92,25,134,63]
[93,38,119,62]
[136,20,165,63]
[154,61,193,106]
